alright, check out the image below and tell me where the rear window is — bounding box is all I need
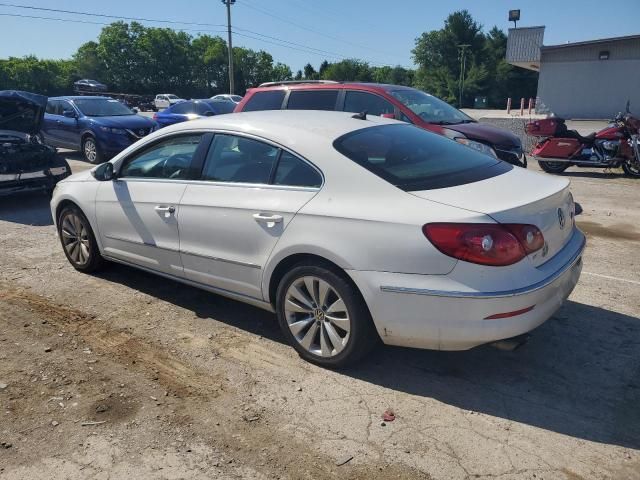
[333,124,512,191]
[287,90,338,111]
[243,90,285,111]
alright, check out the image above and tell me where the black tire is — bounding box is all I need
[57,205,105,273]
[622,160,640,178]
[82,135,103,164]
[538,160,570,173]
[276,263,378,369]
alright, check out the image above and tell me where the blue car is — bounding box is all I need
[153,99,235,128]
[41,96,158,163]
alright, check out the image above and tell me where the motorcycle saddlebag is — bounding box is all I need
[531,137,581,158]
[526,118,567,137]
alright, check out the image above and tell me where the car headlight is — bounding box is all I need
[455,137,498,158]
[99,126,127,135]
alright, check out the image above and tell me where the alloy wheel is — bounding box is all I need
[284,276,351,358]
[84,138,97,163]
[61,213,91,266]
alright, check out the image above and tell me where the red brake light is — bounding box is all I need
[152,113,158,120]
[422,223,544,267]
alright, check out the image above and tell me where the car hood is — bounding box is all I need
[0,90,47,135]
[91,115,155,129]
[446,121,521,148]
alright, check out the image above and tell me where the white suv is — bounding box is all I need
[154,94,184,110]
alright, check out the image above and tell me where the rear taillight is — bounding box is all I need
[422,223,544,267]
[152,113,158,120]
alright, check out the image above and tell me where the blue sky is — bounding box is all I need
[0,0,638,71]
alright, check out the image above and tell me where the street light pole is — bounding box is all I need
[457,44,471,108]
[222,0,236,95]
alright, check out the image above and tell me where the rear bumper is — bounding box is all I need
[349,230,586,350]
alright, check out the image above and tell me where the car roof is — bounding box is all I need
[162,110,398,153]
[249,82,415,93]
[50,96,110,100]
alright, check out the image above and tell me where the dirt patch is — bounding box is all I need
[577,220,640,242]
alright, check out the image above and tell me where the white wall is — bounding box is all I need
[537,59,640,119]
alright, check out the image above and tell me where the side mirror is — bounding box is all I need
[63,109,77,118]
[203,111,215,117]
[381,113,396,119]
[91,162,114,181]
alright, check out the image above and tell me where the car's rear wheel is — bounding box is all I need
[538,160,569,173]
[82,136,103,164]
[58,205,105,273]
[276,264,378,368]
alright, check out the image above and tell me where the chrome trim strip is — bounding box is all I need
[103,234,180,253]
[103,255,274,312]
[104,235,261,269]
[380,235,586,299]
[180,249,261,269]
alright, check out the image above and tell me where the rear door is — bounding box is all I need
[178,133,323,299]
[95,132,208,276]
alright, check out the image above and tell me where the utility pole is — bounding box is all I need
[457,44,470,108]
[222,0,236,94]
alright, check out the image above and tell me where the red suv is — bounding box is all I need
[235,81,526,167]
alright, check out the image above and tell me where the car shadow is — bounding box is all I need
[95,262,640,450]
[0,191,53,226]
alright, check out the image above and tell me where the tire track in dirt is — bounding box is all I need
[0,281,430,479]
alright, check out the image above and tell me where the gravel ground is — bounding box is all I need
[0,146,639,479]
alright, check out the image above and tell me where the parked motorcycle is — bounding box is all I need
[526,103,640,177]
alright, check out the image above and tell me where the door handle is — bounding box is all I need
[155,205,176,217]
[253,213,283,226]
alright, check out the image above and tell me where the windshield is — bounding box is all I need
[389,89,473,125]
[73,98,134,117]
[333,124,510,191]
[167,95,179,100]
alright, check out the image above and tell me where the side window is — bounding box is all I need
[59,101,74,115]
[170,102,194,114]
[287,90,338,111]
[242,90,285,111]
[201,134,278,184]
[344,91,395,116]
[274,152,322,188]
[46,100,57,114]
[195,103,211,115]
[119,134,203,180]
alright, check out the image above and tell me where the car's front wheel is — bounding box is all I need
[58,205,105,273]
[276,263,378,368]
[82,136,103,164]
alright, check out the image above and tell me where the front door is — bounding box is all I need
[178,133,323,300]
[95,133,206,276]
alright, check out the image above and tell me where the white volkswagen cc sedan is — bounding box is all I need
[51,111,585,368]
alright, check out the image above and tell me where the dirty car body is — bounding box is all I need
[0,90,70,196]
[50,111,585,367]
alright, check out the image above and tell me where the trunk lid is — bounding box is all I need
[410,168,574,267]
[0,90,47,135]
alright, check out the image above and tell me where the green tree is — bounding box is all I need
[321,59,372,82]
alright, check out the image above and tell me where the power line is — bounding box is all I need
[231,30,343,60]
[239,0,401,64]
[0,12,227,34]
[0,11,335,60]
[0,2,225,27]
[0,3,412,68]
